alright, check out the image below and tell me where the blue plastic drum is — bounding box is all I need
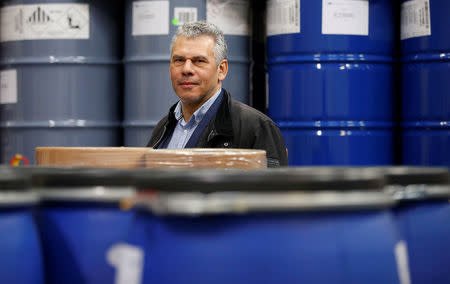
[0,166,44,284]
[383,167,450,284]
[123,0,251,146]
[401,0,449,165]
[126,168,408,284]
[32,168,136,284]
[266,0,395,165]
[0,0,122,164]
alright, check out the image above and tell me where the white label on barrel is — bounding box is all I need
[173,7,198,26]
[0,4,89,42]
[107,243,144,284]
[207,0,250,36]
[401,0,431,40]
[132,1,169,36]
[322,0,369,36]
[267,0,300,36]
[0,70,17,104]
[394,241,412,284]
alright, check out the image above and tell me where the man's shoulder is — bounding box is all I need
[229,97,276,125]
[157,114,170,124]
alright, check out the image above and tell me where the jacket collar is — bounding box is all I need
[163,89,234,143]
[210,89,233,139]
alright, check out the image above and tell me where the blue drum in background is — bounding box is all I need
[266,0,395,165]
[383,167,450,283]
[401,0,449,165]
[123,0,251,146]
[32,168,136,284]
[126,167,407,284]
[281,127,393,165]
[0,0,122,165]
[0,166,44,284]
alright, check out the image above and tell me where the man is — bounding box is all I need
[147,21,288,167]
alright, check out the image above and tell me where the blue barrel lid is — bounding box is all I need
[132,167,386,192]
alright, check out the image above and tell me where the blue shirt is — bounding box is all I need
[166,89,222,149]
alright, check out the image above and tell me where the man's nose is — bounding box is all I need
[182,59,194,75]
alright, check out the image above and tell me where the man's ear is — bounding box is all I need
[218,59,228,81]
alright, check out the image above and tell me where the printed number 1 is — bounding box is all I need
[107,243,145,284]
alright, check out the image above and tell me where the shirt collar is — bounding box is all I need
[173,88,222,123]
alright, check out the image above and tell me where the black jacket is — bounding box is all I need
[147,89,288,167]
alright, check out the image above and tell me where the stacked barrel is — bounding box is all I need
[266,0,396,166]
[123,0,251,146]
[400,0,449,166]
[0,0,122,164]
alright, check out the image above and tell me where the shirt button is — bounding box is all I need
[195,119,200,123]
[184,130,188,133]
[224,142,229,147]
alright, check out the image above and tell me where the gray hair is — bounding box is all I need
[170,21,228,66]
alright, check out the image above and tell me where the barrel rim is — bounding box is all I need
[371,166,449,186]
[276,121,395,129]
[401,121,449,128]
[401,53,450,62]
[136,190,395,216]
[36,186,136,202]
[0,166,31,191]
[132,167,386,192]
[0,192,39,207]
[267,54,393,64]
[0,120,121,128]
[121,120,161,127]
[0,56,121,65]
[387,184,450,201]
[31,167,135,188]
[123,55,250,64]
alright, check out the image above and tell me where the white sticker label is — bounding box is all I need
[267,0,300,36]
[0,70,18,104]
[322,0,369,36]
[401,0,431,40]
[107,243,144,284]
[207,0,250,36]
[132,1,169,36]
[173,7,198,26]
[394,241,412,284]
[0,4,89,42]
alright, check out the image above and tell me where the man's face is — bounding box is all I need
[170,35,228,107]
